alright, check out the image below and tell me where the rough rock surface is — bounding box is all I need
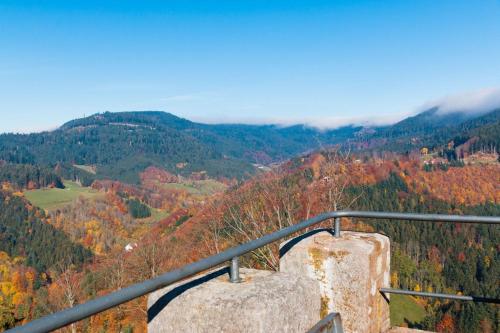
[280,230,391,333]
[148,268,321,332]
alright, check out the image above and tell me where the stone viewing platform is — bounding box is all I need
[148,230,429,332]
[148,268,321,332]
[280,231,390,333]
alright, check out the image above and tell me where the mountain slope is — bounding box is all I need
[60,111,361,163]
[359,108,500,152]
[378,107,473,137]
[455,109,500,151]
[0,189,92,271]
[0,108,497,184]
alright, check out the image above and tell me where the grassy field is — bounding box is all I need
[130,208,170,239]
[144,208,170,222]
[24,180,103,210]
[390,294,428,327]
[161,179,227,196]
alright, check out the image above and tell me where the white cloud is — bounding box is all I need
[2,124,58,134]
[191,113,403,130]
[194,87,500,129]
[6,87,499,134]
[419,87,500,115]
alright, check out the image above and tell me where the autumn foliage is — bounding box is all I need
[1,154,498,332]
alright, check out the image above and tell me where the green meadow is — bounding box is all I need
[160,179,227,196]
[390,294,428,327]
[24,180,103,210]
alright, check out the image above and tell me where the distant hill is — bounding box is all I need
[0,111,361,183]
[356,108,500,153]
[0,109,497,184]
[454,109,500,152]
[378,107,473,137]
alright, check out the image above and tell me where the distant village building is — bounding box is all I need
[125,243,138,252]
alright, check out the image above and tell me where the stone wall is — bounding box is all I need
[148,268,321,332]
[280,230,391,333]
[148,230,392,332]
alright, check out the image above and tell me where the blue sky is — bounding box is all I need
[1,0,500,133]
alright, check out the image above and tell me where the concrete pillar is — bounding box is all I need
[280,230,391,333]
[147,267,321,333]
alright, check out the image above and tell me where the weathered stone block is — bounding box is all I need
[280,230,391,333]
[148,267,321,332]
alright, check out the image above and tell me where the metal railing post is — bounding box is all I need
[229,256,242,283]
[334,217,341,237]
[307,312,344,333]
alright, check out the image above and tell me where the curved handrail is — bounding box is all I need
[307,312,343,333]
[7,211,500,333]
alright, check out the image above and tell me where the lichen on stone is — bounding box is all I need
[320,295,330,319]
[328,250,350,262]
[308,247,325,271]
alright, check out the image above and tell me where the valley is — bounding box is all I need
[0,108,498,332]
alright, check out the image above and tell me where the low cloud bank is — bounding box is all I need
[199,87,500,129]
[420,87,500,115]
[6,87,499,134]
[192,114,402,130]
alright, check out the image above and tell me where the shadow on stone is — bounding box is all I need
[279,228,334,258]
[148,266,230,323]
[380,290,391,304]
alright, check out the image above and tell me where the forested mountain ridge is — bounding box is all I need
[59,111,362,163]
[357,108,500,153]
[0,111,361,183]
[0,108,498,185]
[377,107,476,137]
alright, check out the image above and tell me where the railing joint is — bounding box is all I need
[229,256,242,283]
[334,217,341,237]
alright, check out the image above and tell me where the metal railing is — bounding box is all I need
[380,288,500,304]
[307,313,344,333]
[7,211,500,333]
